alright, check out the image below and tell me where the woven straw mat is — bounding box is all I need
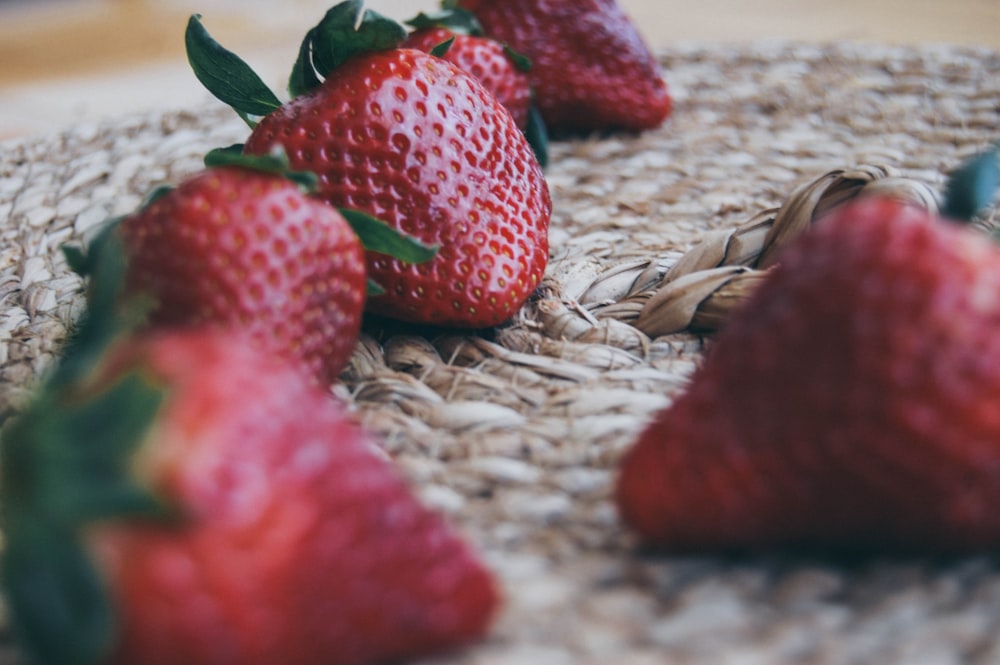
[2,41,1000,665]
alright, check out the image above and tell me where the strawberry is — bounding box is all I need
[1,281,499,665]
[454,0,672,135]
[186,1,552,329]
[401,11,533,130]
[113,158,368,386]
[616,149,1000,553]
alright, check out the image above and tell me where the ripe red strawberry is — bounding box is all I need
[616,153,1000,553]
[186,3,551,329]
[401,22,532,130]
[455,0,672,134]
[116,162,367,386]
[1,328,499,665]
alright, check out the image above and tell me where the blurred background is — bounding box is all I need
[1,0,998,140]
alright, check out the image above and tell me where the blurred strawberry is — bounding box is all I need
[616,148,1000,553]
[455,0,672,134]
[401,10,533,131]
[2,322,499,665]
[115,158,368,386]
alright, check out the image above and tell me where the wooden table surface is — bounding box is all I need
[1,0,998,140]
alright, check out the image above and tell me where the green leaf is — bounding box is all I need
[0,369,166,665]
[940,145,1000,222]
[2,375,165,527]
[185,14,282,125]
[61,214,123,280]
[367,278,386,296]
[2,523,114,665]
[203,143,245,165]
[61,374,162,461]
[405,9,484,35]
[62,244,89,277]
[0,374,164,665]
[54,226,132,387]
[289,27,325,98]
[355,6,411,58]
[0,197,170,665]
[300,0,407,81]
[525,103,549,169]
[430,36,456,58]
[204,145,319,193]
[313,2,366,82]
[339,208,438,264]
[48,375,165,522]
[503,44,532,73]
[140,184,174,208]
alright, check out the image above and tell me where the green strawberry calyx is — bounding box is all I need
[502,44,533,74]
[2,231,168,665]
[110,147,438,286]
[186,2,408,127]
[429,35,458,59]
[187,7,438,292]
[185,14,283,129]
[940,143,1000,224]
[402,8,546,166]
[405,8,484,36]
[289,0,408,98]
[204,143,321,192]
[403,10,532,74]
[202,146,438,295]
[524,104,549,169]
[187,2,549,167]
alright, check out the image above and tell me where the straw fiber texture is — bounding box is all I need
[2,42,1000,664]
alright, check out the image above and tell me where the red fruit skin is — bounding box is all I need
[616,198,1000,553]
[244,49,551,329]
[118,166,367,386]
[401,27,532,130]
[89,330,499,665]
[457,0,672,134]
